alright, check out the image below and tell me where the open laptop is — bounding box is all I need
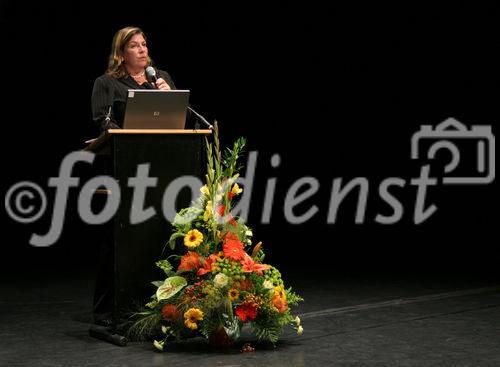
[122,89,190,129]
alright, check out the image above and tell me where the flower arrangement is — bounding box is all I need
[127,124,303,351]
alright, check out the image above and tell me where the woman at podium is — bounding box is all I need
[91,26,176,133]
[90,26,180,327]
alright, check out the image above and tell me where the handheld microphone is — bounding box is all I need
[145,66,158,87]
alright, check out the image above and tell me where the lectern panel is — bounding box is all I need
[110,133,207,321]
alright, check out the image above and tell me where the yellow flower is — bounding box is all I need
[184,308,204,330]
[216,251,225,261]
[200,185,210,197]
[228,288,240,301]
[184,229,203,249]
[274,285,286,298]
[231,183,243,195]
[203,201,213,221]
[225,174,240,187]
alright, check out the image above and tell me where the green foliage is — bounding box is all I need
[222,137,246,178]
[156,276,188,301]
[199,308,222,338]
[125,123,304,350]
[250,313,283,344]
[156,260,175,276]
[285,287,304,306]
[263,266,284,287]
[254,250,265,263]
[126,310,162,341]
[167,232,184,251]
[220,298,243,341]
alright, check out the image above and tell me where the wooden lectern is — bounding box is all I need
[85,129,211,338]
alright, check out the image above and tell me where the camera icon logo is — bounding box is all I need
[411,117,495,184]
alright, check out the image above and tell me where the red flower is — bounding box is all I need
[217,204,226,217]
[223,239,246,261]
[197,254,217,276]
[235,303,257,322]
[240,254,271,276]
[228,192,234,200]
[217,205,237,226]
[177,252,200,272]
[161,304,180,322]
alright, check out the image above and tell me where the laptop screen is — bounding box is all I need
[122,89,190,129]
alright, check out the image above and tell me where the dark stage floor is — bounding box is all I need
[1,268,499,367]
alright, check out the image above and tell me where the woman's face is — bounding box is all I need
[122,34,148,70]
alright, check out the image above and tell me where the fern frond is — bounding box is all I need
[250,317,282,344]
[126,310,162,341]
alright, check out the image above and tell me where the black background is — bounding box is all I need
[0,2,497,277]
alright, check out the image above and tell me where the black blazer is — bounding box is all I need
[91,69,176,133]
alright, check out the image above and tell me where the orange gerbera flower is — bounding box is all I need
[223,239,246,261]
[177,252,201,272]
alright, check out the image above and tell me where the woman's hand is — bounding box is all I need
[155,78,171,90]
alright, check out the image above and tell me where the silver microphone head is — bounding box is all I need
[145,66,156,79]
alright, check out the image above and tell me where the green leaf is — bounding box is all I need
[167,232,184,250]
[151,281,164,288]
[220,299,242,341]
[221,313,242,342]
[156,260,174,276]
[199,309,222,338]
[285,287,304,306]
[250,320,281,343]
[126,310,162,341]
[156,276,187,301]
[173,210,196,228]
